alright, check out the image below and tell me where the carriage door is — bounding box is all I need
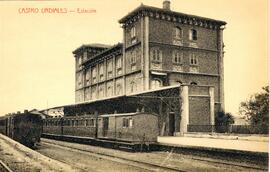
[103,117,109,137]
[169,112,175,136]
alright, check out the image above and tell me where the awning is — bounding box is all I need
[151,71,167,76]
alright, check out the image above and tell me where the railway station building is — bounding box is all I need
[71,0,226,136]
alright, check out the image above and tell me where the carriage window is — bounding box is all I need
[90,119,95,127]
[71,120,75,126]
[70,120,72,126]
[123,118,130,128]
[129,118,133,128]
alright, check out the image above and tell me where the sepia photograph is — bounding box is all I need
[0,0,268,171]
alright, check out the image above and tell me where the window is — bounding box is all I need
[130,81,137,93]
[129,118,133,128]
[190,54,198,65]
[130,51,137,64]
[190,82,198,85]
[99,86,104,98]
[78,73,82,86]
[116,57,122,70]
[107,59,113,78]
[107,86,113,97]
[174,27,182,39]
[116,57,122,75]
[172,51,183,64]
[122,118,133,128]
[151,49,162,62]
[83,51,87,61]
[189,29,197,41]
[86,119,95,127]
[99,64,104,81]
[92,67,97,83]
[78,57,82,65]
[123,118,128,128]
[131,26,136,38]
[85,70,90,85]
[151,79,162,89]
[92,87,97,99]
[116,83,122,95]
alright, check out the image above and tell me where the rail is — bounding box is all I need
[42,140,186,172]
[0,160,13,172]
[41,138,268,171]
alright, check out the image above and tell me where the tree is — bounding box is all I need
[215,111,235,126]
[239,86,269,134]
[215,111,234,133]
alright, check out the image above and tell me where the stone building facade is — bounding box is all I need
[73,1,226,114]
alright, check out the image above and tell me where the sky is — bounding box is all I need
[0,0,268,116]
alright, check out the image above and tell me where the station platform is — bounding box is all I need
[0,134,77,172]
[157,133,269,154]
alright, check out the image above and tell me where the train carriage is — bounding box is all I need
[42,112,159,149]
[98,113,159,143]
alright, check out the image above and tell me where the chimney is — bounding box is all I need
[163,0,171,10]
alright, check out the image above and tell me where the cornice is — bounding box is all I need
[83,44,123,67]
[119,5,226,30]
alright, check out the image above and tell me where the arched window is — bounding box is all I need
[190,82,198,85]
[151,79,162,89]
[175,27,182,39]
[189,29,197,40]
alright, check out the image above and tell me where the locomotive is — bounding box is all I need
[0,110,44,147]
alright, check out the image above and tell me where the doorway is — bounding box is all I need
[103,117,109,137]
[169,113,175,136]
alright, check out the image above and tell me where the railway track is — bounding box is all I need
[0,160,13,172]
[41,139,267,172]
[42,140,186,172]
